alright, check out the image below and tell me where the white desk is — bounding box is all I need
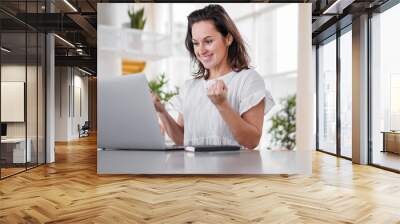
[97,149,312,175]
[1,138,31,163]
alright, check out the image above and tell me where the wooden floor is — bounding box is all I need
[0,167,26,178]
[1,135,400,223]
[372,150,400,171]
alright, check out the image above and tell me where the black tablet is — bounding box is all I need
[185,145,241,152]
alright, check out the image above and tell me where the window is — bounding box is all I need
[340,28,352,158]
[317,37,337,154]
[370,2,400,171]
[0,1,47,179]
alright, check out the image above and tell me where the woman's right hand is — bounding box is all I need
[151,93,166,113]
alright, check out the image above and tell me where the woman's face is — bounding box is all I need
[191,20,231,70]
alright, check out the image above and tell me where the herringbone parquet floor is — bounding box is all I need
[1,134,400,223]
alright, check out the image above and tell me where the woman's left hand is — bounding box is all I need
[207,80,228,107]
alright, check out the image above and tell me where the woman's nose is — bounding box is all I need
[198,44,207,55]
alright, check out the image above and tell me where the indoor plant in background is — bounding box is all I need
[122,6,147,75]
[128,6,146,30]
[148,73,179,104]
[268,94,296,150]
[148,73,179,135]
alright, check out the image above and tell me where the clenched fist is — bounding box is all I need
[207,80,228,106]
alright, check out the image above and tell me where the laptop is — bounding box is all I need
[98,74,241,152]
[97,74,184,150]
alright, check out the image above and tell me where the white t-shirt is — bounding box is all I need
[169,68,275,146]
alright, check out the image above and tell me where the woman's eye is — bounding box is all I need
[193,42,199,46]
[206,40,213,44]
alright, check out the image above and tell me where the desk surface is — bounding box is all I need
[381,131,400,134]
[97,149,312,175]
[1,138,26,143]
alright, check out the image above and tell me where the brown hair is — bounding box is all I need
[185,4,250,79]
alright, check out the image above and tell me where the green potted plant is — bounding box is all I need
[148,73,179,104]
[122,6,147,74]
[127,7,146,30]
[268,94,296,150]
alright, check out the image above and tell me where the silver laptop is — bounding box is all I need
[97,74,183,150]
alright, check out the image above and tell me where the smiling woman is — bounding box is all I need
[151,4,275,149]
[185,5,249,80]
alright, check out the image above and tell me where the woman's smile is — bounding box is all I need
[200,53,214,64]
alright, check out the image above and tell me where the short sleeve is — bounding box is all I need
[166,93,182,113]
[166,80,189,114]
[239,71,275,115]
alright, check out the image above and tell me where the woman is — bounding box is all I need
[153,4,274,149]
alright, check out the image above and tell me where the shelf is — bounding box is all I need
[98,25,172,61]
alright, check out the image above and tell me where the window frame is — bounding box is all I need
[315,24,352,161]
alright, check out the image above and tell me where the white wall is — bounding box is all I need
[72,74,89,138]
[1,64,46,163]
[55,67,89,141]
[55,67,69,141]
[1,65,34,137]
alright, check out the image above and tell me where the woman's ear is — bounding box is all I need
[226,34,233,47]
